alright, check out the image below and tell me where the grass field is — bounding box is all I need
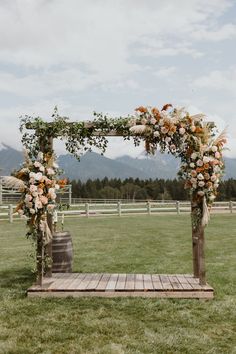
[0,214,236,354]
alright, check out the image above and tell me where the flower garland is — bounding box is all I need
[13,151,66,241]
[128,105,226,210]
[19,104,226,227]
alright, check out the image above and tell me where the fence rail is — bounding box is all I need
[1,200,236,223]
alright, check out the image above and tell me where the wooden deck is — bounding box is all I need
[27,273,214,299]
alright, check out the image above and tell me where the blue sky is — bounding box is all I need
[0,0,235,158]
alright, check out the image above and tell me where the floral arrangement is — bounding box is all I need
[18,104,226,227]
[3,150,66,242]
[128,104,226,213]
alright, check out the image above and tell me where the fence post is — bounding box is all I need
[0,179,2,205]
[9,204,13,223]
[229,201,233,213]
[176,201,180,215]
[147,201,151,215]
[117,201,121,217]
[85,203,89,217]
[68,185,72,206]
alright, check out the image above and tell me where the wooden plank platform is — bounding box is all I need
[27,273,214,299]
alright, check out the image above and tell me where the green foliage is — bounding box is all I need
[20,107,134,160]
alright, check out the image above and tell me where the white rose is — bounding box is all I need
[190,162,195,168]
[197,173,204,180]
[198,181,205,187]
[47,168,55,176]
[179,127,186,135]
[197,159,203,167]
[211,175,217,182]
[165,137,171,143]
[211,146,218,152]
[203,156,210,164]
[191,153,198,160]
[161,127,168,134]
[34,161,41,168]
[150,117,156,125]
[154,131,160,137]
[35,172,43,181]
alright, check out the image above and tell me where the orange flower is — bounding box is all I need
[196,167,204,173]
[58,179,67,188]
[135,106,148,113]
[203,163,209,170]
[161,103,172,111]
[195,127,203,134]
[151,107,161,120]
[169,125,177,133]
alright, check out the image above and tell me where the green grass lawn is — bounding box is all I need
[0,214,236,354]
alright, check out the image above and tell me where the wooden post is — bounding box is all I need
[117,201,121,217]
[191,199,200,279]
[191,197,206,285]
[37,135,54,280]
[9,204,13,223]
[229,201,233,213]
[0,178,2,205]
[68,185,72,206]
[198,223,206,285]
[176,201,180,215]
[147,201,151,215]
[85,203,89,217]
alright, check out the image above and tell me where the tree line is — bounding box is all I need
[68,178,236,201]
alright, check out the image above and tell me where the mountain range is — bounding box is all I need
[0,143,235,181]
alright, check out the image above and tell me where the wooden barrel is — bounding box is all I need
[52,231,73,273]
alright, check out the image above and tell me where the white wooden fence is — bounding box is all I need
[1,201,235,223]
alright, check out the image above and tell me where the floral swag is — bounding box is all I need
[5,104,226,239]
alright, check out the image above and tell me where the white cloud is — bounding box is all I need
[192,23,236,41]
[193,68,236,94]
[154,66,177,78]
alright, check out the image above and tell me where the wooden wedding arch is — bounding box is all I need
[22,106,225,298]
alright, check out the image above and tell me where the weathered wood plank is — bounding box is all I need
[135,274,144,291]
[143,274,154,291]
[160,275,173,290]
[56,273,79,290]
[96,273,111,291]
[66,273,88,290]
[116,274,126,291]
[47,273,69,290]
[75,274,95,290]
[28,290,214,299]
[86,273,103,290]
[106,274,119,291]
[168,275,183,290]
[125,274,135,291]
[151,274,163,290]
